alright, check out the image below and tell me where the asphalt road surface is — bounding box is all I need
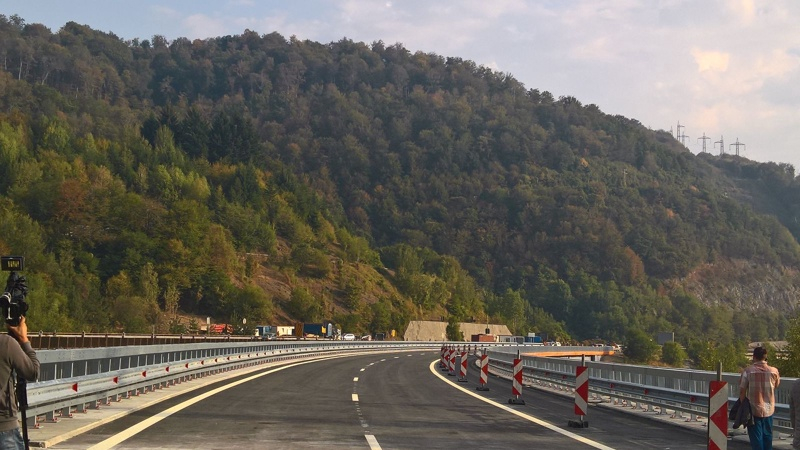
[46,351,754,449]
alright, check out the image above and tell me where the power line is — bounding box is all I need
[729,138,745,156]
[714,135,725,156]
[697,132,711,153]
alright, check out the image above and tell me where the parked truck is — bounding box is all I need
[295,321,338,339]
[524,333,544,345]
[209,324,233,334]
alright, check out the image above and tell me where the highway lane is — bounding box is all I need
[47,351,752,449]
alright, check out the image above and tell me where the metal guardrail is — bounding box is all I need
[488,346,795,434]
[28,332,315,350]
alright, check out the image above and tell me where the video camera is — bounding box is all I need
[0,256,27,325]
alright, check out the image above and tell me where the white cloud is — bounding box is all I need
[726,0,757,25]
[182,14,227,40]
[691,49,730,73]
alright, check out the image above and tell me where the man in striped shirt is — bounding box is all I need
[740,346,781,450]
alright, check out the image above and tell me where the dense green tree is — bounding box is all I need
[286,287,321,322]
[446,317,463,341]
[624,328,659,363]
[774,315,800,377]
[661,342,687,367]
[693,340,749,373]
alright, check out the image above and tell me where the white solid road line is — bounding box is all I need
[365,434,382,449]
[86,355,350,450]
[428,360,615,450]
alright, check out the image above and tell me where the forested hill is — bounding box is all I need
[1,15,800,347]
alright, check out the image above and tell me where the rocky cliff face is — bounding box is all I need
[674,259,800,312]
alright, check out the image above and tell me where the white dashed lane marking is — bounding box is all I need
[354,362,383,449]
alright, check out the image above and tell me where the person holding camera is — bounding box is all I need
[0,317,39,450]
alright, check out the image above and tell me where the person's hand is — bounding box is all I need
[7,316,28,343]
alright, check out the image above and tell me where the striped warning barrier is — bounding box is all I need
[574,365,588,415]
[476,352,489,391]
[457,351,468,382]
[509,356,525,404]
[439,346,446,369]
[708,380,728,450]
[448,348,457,376]
[569,365,589,428]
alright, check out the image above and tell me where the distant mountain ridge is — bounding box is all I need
[0,14,799,345]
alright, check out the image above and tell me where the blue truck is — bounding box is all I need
[296,321,338,339]
[524,333,544,345]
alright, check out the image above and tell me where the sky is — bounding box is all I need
[3,0,799,172]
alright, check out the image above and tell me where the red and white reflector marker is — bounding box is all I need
[476,351,489,391]
[569,365,589,428]
[508,353,525,405]
[448,349,457,376]
[457,351,468,382]
[708,380,728,450]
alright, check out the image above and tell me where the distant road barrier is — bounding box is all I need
[28,331,324,350]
